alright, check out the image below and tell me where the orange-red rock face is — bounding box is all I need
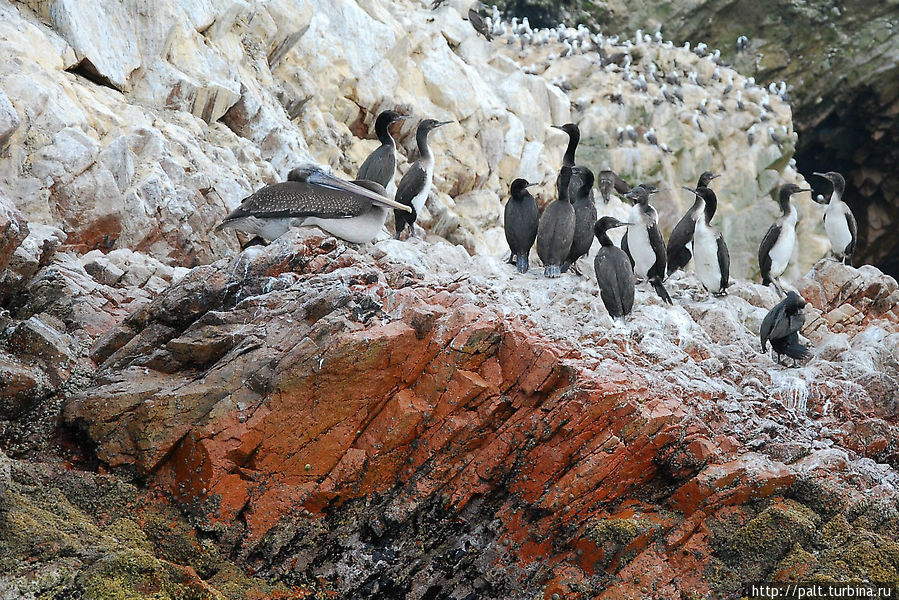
[66,232,899,598]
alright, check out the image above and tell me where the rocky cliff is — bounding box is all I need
[1,0,899,598]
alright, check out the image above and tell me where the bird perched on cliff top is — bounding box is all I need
[760,291,811,366]
[758,183,811,294]
[468,2,493,41]
[394,118,451,239]
[537,165,576,278]
[624,185,672,304]
[504,178,539,273]
[812,171,857,265]
[594,217,635,319]
[561,165,597,274]
[215,164,410,245]
[356,110,409,190]
[666,171,720,276]
[682,186,730,295]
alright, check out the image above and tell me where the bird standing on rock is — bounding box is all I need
[504,178,539,273]
[468,2,493,41]
[760,291,811,366]
[215,164,411,245]
[624,185,672,303]
[667,171,720,276]
[537,165,576,278]
[812,171,857,265]
[394,118,451,239]
[356,110,409,190]
[758,183,811,293]
[682,186,730,295]
[561,165,597,274]
[598,169,630,204]
[594,216,635,318]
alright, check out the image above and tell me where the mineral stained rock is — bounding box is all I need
[1,0,898,598]
[64,230,899,598]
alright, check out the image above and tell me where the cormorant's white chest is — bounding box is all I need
[411,158,435,213]
[693,219,721,292]
[628,204,657,278]
[823,195,853,255]
[768,205,797,279]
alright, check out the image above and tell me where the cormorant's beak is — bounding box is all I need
[310,170,412,212]
[435,121,453,128]
[611,220,633,228]
[795,188,812,194]
[710,173,721,180]
[395,115,412,121]
[812,172,827,178]
[525,183,539,189]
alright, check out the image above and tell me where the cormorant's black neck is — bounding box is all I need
[375,114,395,146]
[777,190,792,215]
[597,229,614,247]
[559,167,572,203]
[562,129,580,167]
[417,127,433,160]
[832,177,845,199]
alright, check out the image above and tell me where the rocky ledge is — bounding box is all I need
[49,230,899,598]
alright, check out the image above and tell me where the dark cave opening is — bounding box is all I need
[794,86,899,279]
[65,58,121,92]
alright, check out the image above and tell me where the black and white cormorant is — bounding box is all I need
[758,183,810,291]
[561,165,597,274]
[621,183,657,267]
[537,165,576,278]
[812,171,857,265]
[593,216,635,318]
[666,171,720,276]
[505,178,539,273]
[356,110,408,189]
[394,118,451,239]
[468,2,493,41]
[682,186,730,295]
[216,164,411,244]
[624,185,672,303]
[760,291,811,366]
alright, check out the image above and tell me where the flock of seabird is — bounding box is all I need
[502,119,855,366]
[216,4,860,368]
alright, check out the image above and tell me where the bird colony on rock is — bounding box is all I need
[214,8,860,368]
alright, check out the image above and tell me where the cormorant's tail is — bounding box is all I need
[516,255,529,273]
[544,265,561,278]
[651,278,673,304]
[772,339,811,362]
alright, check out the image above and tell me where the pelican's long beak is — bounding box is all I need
[310,170,412,212]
